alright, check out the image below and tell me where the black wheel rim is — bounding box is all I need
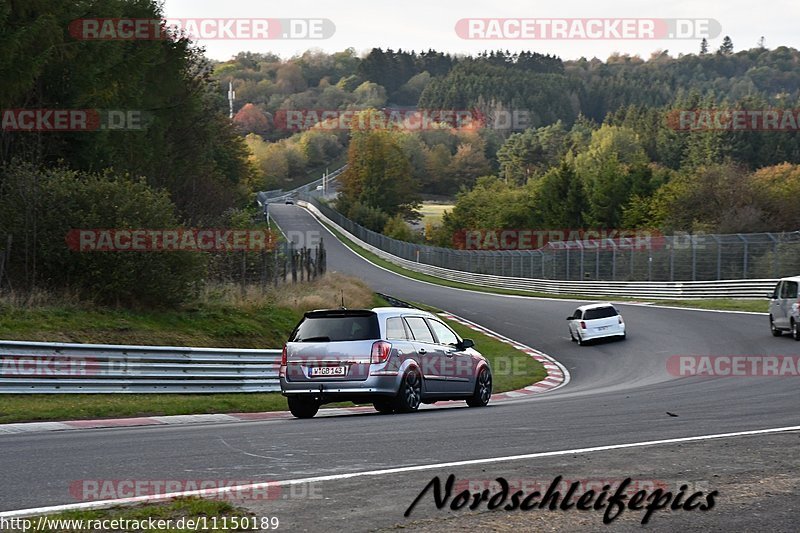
[404,372,421,409]
[478,370,492,403]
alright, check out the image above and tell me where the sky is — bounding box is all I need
[162,0,800,62]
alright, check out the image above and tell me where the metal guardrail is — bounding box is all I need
[301,200,779,300]
[0,340,280,393]
[300,196,800,285]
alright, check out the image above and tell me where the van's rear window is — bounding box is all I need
[290,314,380,342]
[584,307,618,320]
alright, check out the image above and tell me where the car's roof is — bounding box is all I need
[305,307,436,318]
[778,276,800,283]
[370,306,436,318]
[575,302,617,311]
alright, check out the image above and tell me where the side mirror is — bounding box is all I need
[459,338,475,350]
[566,316,574,320]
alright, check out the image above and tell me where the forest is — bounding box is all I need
[3,0,800,305]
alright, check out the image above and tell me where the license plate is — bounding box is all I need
[597,326,609,331]
[309,366,346,377]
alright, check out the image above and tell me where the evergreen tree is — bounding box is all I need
[719,36,734,55]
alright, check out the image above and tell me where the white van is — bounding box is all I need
[769,276,800,340]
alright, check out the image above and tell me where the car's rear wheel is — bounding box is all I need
[287,396,320,419]
[577,332,585,346]
[466,367,492,407]
[792,320,800,341]
[373,400,395,414]
[771,316,782,336]
[394,369,422,413]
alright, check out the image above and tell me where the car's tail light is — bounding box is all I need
[279,345,288,377]
[580,321,587,329]
[371,341,392,364]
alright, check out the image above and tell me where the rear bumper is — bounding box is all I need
[581,324,626,340]
[280,374,402,400]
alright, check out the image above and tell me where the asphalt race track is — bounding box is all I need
[1,204,798,531]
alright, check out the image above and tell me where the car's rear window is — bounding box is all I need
[290,313,380,342]
[584,307,618,320]
[385,317,410,340]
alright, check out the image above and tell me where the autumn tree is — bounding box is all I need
[233,104,271,136]
[338,110,419,227]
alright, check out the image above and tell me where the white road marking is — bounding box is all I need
[3,425,798,518]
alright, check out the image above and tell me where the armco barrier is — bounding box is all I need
[0,340,280,393]
[299,200,778,300]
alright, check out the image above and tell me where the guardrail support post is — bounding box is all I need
[737,234,749,278]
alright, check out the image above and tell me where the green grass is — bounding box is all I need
[20,498,258,532]
[321,219,769,313]
[656,299,767,313]
[0,303,301,348]
[417,202,454,226]
[0,393,291,424]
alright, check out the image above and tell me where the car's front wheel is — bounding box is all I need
[466,367,492,407]
[792,320,800,341]
[394,369,422,413]
[287,396,320,419]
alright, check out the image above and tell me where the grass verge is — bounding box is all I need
[319,218,769,313]
[14,498,260,532]
[0,297,544,424]
[654,299,767,313]
[0,394,290,425]
[0,273,375,347]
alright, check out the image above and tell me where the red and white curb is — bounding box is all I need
[0,314,568,435]
[437,312,570,399]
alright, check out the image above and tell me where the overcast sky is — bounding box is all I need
[163,0,800,61]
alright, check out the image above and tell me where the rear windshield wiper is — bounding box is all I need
[296,336,331,342]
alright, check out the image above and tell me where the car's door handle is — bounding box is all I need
[418,349,427,355]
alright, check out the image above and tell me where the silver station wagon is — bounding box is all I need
[280,307,493,418]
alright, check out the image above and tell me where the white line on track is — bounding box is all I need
[3,425,798,519]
